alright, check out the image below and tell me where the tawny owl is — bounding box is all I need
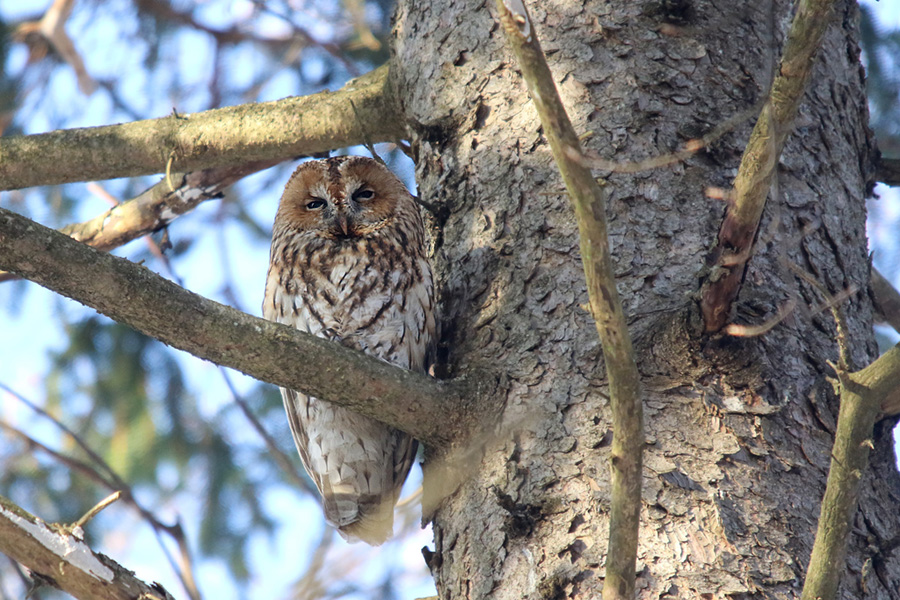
[263,156,436,545]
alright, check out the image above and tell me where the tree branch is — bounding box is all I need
[802,342,900,600]
[871,266,900,336]
[0,158,283,282]
[15,0,97,95]
[0,63,402,190]
[0,381,204,600]
[0,494,177,600]
[495,2,642,599]
[874,157,900,186]
[699,0,840,332]
[0,206,469,447]
[875,341,900,417]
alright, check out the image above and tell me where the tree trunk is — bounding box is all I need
[391,0,900,598]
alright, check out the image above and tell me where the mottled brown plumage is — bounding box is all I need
[263,156,435,545]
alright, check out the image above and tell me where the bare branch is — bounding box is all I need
[495,2,642,599]
[0,158,283,282]
[699,0,841,332]
[0,494,177,600]
[871,266,900,334]
[0,63,402,190]
[14,0,96,95]
[0,383,203,600]
[874,157,900,187]
[72,492,122,530]
[802,342,900,600]
[0,206,471,447]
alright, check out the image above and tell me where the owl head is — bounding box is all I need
[273,156,417,241]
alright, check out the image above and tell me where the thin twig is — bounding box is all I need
[219,370,316,495]
[291,527,335,600]
[244,0,360,73]
[725,298,798,338]
[784,261,855,370]
[0,381,120,484]
[579,99,764,173]
[0,421,116,490]
[71,491,121,530]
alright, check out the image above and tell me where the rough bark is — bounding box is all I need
[392,0,899,598]
[494,3,643,597]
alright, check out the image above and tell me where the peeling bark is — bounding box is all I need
[0,495,176,600]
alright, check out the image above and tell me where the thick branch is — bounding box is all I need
[0,158,283,282]
[0,63,402,190]
[0,494,176,600]
[802,343,900,600]
[700,0,840,332]
[0,206,466,447]
[496,2,642,599]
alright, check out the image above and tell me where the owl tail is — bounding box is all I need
[325,490,396,546]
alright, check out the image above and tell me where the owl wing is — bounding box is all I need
[279,386,418,544]
[264,269,429,545]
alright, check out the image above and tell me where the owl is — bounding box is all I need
[263,156,436,545]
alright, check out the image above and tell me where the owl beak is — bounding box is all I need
[335,214,351,237]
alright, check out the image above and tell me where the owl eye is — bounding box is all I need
[306,198,326,210]
[352,188,375,202]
